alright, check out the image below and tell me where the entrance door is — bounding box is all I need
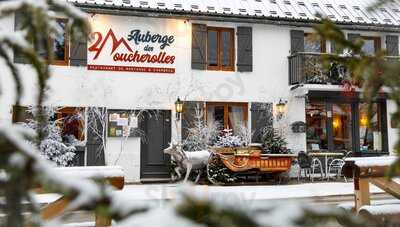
[139,110,171,179]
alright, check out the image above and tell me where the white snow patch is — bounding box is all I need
[338,199,400,211]
[345,156,397,167]
[54,166,124,179]
[115,182,385,203]
[360,204,400,215]
[32,193,63,204]
[62,222,95,227]
[116,206,205,227]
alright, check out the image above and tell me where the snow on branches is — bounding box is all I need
[22,106,79,167]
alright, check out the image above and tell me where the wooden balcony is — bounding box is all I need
[288,52,350,85]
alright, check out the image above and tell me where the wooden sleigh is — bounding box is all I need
[207,146,296,184]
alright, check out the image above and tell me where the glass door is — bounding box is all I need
[332,103,353,151]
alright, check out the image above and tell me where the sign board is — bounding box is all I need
[88,15,177,74]
[108,110,140,138]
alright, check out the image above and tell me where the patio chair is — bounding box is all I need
[327,151,351,182]
[297,151,323,182]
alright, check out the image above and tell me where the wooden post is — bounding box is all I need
[354,178,371,211]
[95,213,112,227]
[369,177,400,199]
[41,197,70,220]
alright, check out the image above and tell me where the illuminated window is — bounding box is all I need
[359,103,382,152]
[206,102,248,134]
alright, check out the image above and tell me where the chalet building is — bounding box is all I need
[1,0,399,182]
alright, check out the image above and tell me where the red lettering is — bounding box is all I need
[112,51,176,65]
[170,56,175,64]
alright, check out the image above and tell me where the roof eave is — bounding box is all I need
[74,3,400,33]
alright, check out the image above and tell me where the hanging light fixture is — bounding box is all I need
[276,99,287,120]
[175,97,183,121]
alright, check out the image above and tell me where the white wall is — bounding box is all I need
[105,137,141,182]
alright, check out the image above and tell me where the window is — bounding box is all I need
[12,106,85,142]
[55,107,85,141]
[332,103,352,151]
[206,102,247,133]
[361,36,381,55]
[306,100,387,154]
[207,27,235,71]
[304,33,326,53]
[306,102,328,151]
[359,103,382,152]
[37,19,69,65]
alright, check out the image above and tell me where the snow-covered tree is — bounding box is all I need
[215,128,244,148]
[23,106,77,166]
[182,105,220,151]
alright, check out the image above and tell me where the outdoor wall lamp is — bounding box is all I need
[175,97,183,121]
[276,99,287,120]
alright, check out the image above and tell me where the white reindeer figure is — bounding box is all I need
[163,142,210,183]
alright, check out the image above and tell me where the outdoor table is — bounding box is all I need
[308,152,344,178]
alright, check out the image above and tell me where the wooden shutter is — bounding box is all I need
[290,30,304,54]
[251,102,273,143]
[86,107,106,166]
[191,24,207,70]
[70,33,87,66]
[181,101,205,141]
[386,35,399,56]
[348,33,361,43]
[237,26,253,72]
[13,11,28,64]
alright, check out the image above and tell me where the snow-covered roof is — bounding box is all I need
[68,0,400,27]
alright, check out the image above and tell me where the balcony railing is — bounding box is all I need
[288,52,350,85]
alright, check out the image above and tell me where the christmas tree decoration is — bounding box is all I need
[261,127,289,154]
[23,107,77,167]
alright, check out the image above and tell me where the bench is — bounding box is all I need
[342,156,399,223]
[38,166,124,227]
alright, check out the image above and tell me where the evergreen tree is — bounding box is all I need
[261,127,288,154]
[23,107,76,167]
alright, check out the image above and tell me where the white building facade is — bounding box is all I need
[1,0,399,182]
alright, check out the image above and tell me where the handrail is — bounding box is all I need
[288,51,400,58]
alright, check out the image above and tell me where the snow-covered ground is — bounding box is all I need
[35,181,386,205]
[31,182,397,227]
[113,182,384,202]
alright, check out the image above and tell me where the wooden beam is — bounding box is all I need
[354,178,371,212]
[95,213,112,227]
[41,197,70,220]
[369,177,400,199]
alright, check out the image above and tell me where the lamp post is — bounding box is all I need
[175,97,183,121]
[276,99,287,120]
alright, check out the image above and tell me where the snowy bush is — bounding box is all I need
[23,106,77,166]
[215,128,245,148]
